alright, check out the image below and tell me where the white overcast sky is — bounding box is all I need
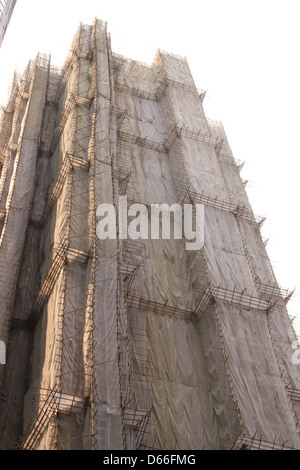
[0,0,300,330]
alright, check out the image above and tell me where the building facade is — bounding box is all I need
[0,20,299,450]
[0,0,17,47]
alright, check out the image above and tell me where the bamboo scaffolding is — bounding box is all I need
[0,19,299,452]
[22,386,86,450]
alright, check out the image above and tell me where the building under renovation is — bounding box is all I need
[0,19,299,450]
